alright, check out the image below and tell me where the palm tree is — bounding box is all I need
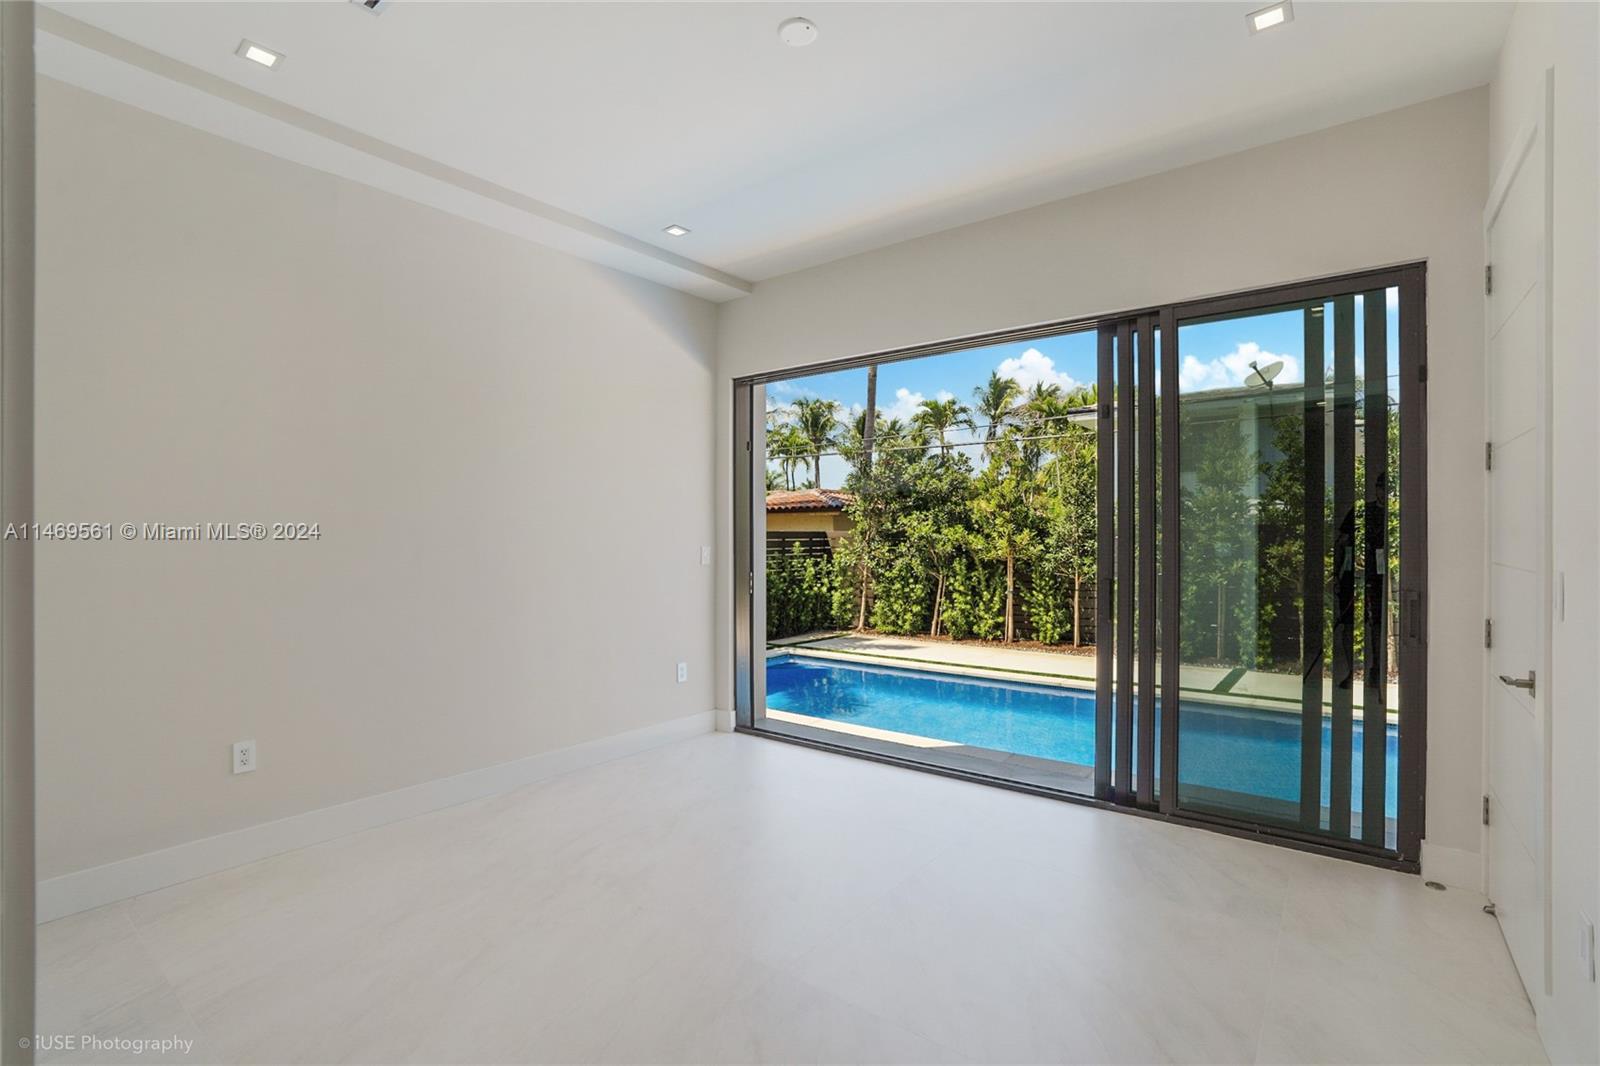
[839,408,881,476]
[1013,384,1064,474]
[913,397,974,457]
[1021,381,1062,418]
[972,373,1022,453]
[862,365,878,476]
[880,418,930,460]
[792,397,841,488]
[769,424,810,490]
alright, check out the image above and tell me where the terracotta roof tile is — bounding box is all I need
[766,488,854,513]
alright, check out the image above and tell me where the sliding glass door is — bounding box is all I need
[734,264,1427,868]
[738,329,1106,796]
[1157,266,1425,860]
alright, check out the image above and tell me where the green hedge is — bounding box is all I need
[765,544,841,640]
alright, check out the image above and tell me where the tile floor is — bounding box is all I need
[40,733,1546,1064]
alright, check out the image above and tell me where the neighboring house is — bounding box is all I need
[766,489,854,557]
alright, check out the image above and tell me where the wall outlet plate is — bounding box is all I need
[676,662,688,684]
[701,546,712,566]
[232,738,257,775]
[1580,912,1595,981]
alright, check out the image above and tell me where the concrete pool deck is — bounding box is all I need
[769,630,1401,718]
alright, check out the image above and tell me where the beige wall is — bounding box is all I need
[36,81,717,880]
[1490,4,1600,1059]
[765,512,851,535]
[716,89,1490,863]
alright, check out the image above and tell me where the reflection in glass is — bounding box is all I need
[1174,290,1400,848]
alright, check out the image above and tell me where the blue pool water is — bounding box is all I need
[766,654,1399,822]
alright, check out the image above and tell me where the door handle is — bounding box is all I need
[1498,671,1536,697]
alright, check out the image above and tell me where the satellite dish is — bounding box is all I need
[1244,359,1285,389]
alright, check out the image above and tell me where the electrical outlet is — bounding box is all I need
[700,546,712,566]
[232,738,257,775]
[676,662,688,684]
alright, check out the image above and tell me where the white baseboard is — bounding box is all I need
[713,708,735,732]
[1422,840,1484,892]
[38,710,715,923]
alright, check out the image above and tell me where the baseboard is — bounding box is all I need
[1421,840,1483,892]
[38,710,715,923]
[713,708,735,732]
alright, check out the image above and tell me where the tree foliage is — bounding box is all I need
[763,370,1398,674]
[764,394,1099,646]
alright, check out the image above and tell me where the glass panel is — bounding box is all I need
[755,331,1104,795]
[1173,290,1402,846]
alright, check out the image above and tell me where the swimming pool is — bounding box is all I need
[765,653,1398,823]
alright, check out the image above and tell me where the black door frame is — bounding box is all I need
[732,262,1428,871]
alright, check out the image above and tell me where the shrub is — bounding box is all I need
[766,544,837,639]
[829,550,860,629]
[943,558,1004,641]
[870,553,930,634]
[1023,567,1069,645]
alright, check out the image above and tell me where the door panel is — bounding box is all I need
[1163,277,1415,854]
[1483,75,1550,1003]
[1490,433,1541,566]
[1487,154,1541,335]
[1490,296,1539,444]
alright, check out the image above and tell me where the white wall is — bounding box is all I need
[716,89,1490,869]
[36,80,717,883]
[1490,4,1600,1060]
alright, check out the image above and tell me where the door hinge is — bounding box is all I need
[1418,363,1428,383]
[1485,263,1493,296]
[1485,441,1494,471]
[1483,794,1492,826]
[748,570,755,594]
[1484,618,1493,649]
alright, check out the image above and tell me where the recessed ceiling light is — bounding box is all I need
[778,17,818,47]
[662,224,691,238]
[1247,1,1293,34]
[235,39,282,68]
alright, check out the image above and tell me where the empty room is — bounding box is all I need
[0,1,1596,1063]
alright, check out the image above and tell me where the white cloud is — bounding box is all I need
[1178,341,1301,394]
[996,348,1081,393]
[882,387,926,423]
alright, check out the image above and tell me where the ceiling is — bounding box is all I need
[40,1,1512,296]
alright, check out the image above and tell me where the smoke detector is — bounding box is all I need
[778,17,818,47]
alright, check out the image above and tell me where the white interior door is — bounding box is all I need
[1483,71,1553,1007]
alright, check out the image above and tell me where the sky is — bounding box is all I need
[769,288,1403,489]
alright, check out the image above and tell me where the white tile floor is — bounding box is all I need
[41,733,1546,1065]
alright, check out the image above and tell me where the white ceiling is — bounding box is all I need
[41,1,1512,294]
